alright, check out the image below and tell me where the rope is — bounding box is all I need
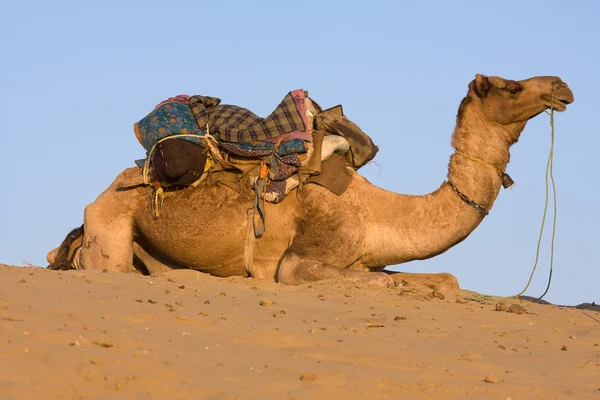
[514,87,557,300]
[455,151,504,177]
[455,150,514,189]
[153,186,164,217]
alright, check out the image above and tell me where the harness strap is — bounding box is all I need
[253,176,266,238]
[244,208,257,276]
[446,180,489,216]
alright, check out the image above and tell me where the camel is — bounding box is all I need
[47,74,574,290]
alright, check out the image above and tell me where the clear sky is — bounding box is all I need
[1,1,597,306]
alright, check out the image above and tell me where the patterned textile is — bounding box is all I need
[154,94,192,110]
[270,153,301,181]
[220,139,306,181]
[263,130,311,143]
[219,138,306,157]
[189,90,308,143]
[134,99,205,152]
[219,142,271,157]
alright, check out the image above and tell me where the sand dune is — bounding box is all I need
[0,264,598,399]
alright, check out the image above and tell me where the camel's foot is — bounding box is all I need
[386,272,459,291]
[277,251,395,288]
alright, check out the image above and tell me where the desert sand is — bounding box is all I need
[0,263,598,399]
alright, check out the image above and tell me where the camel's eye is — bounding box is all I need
[506,86,521,95]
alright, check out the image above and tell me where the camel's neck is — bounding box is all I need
[361,105,523,267]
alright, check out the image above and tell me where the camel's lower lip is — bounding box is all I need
[543,95,568,111]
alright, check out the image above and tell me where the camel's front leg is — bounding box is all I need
[77,168,143,272]
[277,250,394,287]
[79,200,134,272]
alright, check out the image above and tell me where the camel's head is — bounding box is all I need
[467,74,574,126]
[46,225,84,270]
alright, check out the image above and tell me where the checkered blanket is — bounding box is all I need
[189,90,309,143]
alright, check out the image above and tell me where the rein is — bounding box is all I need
[515,86,558,300]
[448,87,559,300]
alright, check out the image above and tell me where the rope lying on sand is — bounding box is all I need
[515,86,558,300]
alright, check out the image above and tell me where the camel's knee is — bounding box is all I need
[276,251,322,285]
[83,201,105,224]
[275,251,301,285]
[83,186,133,223]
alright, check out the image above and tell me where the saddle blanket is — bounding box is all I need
[134,95,205,151]
[189,89,311,143]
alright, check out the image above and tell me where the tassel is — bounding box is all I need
[153,186,164,217]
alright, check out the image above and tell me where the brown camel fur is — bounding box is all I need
[47,75,574,290]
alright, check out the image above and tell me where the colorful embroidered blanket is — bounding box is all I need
[189,89,309,143]
[134,96,205,151]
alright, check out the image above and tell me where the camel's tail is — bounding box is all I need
[47,225,84,270]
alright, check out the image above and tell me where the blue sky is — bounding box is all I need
[1,1,597,306]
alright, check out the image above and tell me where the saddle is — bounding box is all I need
[133,90,378,216]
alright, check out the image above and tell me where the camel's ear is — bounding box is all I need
[472,74,490,98]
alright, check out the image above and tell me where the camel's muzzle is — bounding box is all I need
[543,83,574,112]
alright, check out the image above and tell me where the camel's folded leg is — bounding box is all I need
[77,169,144,272]
[277,250,394,287]
[385,271,459,290]
[79,200,134,272]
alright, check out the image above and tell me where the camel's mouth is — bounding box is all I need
[542,92,573,112]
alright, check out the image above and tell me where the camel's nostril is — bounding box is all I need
[554,82,569,90]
